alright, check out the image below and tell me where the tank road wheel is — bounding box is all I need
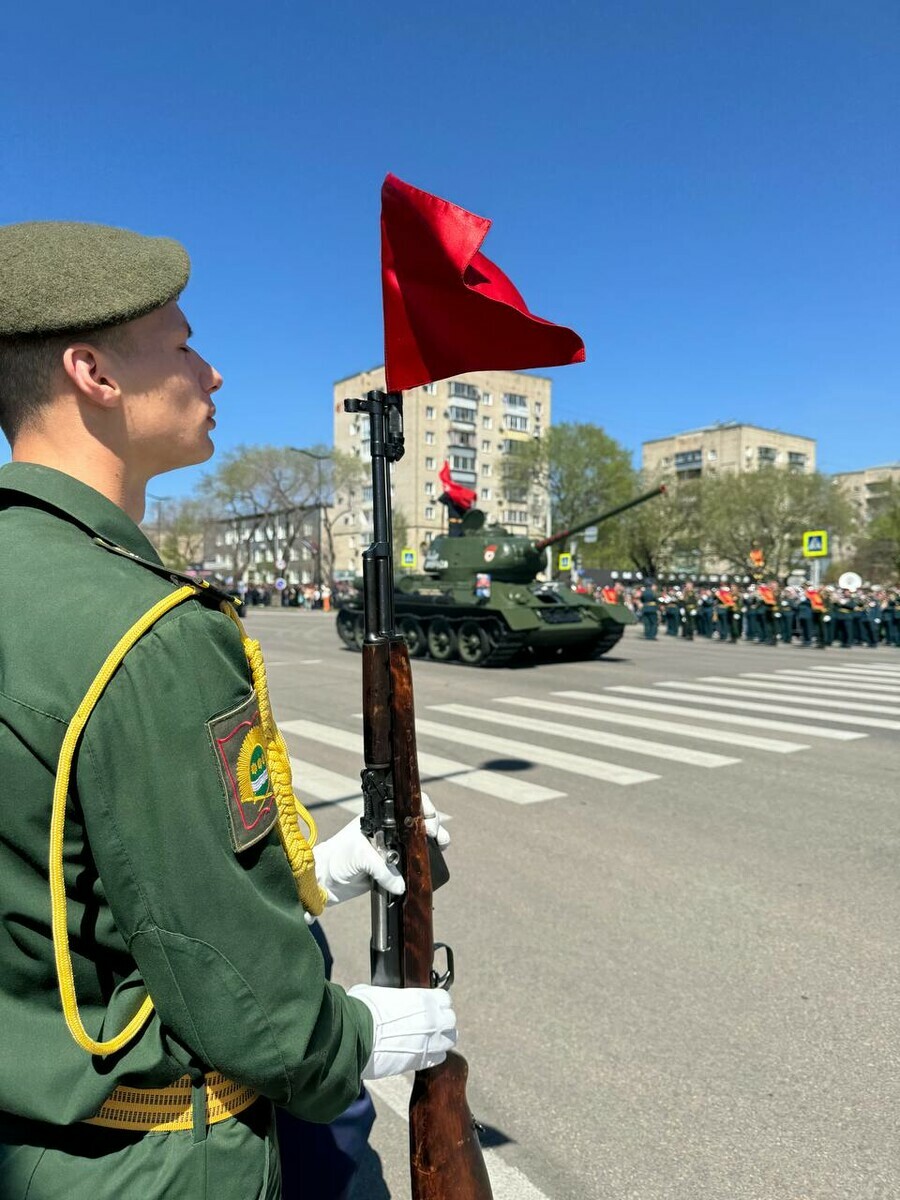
[457,619,490,666]
[398,615,427,658]
[336,609,363,651]
[426,617,457,662]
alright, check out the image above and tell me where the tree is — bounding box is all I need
[699,469,855,580]
[619,477,703,578]
[154,498,212,572]
[502,422,636,566]
[853,481,900,582]
[199,445,324,582]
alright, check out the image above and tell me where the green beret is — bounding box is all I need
[0,221,190,337]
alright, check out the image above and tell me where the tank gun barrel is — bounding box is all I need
[534,485,666,551]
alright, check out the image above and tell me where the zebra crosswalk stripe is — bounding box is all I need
[608,685,900,730]
[730,672,900,702]
[802,666,900,689]
[412,717,659,786]
[671,678,900,717]
[289,758,366,815]
[812,663,900,676]
[429,703,740,769]
[498,696,807,753]
[281,719,565,805]
[556,691,865,740]
[768,669,900,694]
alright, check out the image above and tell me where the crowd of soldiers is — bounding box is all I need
[630,581,900,648]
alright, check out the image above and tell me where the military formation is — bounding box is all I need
[633,582,900,648]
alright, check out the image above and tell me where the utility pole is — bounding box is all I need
[289,448,330,594]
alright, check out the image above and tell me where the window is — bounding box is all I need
[502,509,528,524]
[503,392,527,409]
[425,456,435,469]
[534,401,542,415]
[425,431,435,445]
[425,406,435,419]
[505,414,528,432]
[500,439,515,454]
[424,481,435,496]
[674,450,703,469]
[481,462,492,476]
[449,381,479,400]
[448,405,476,424]
[480,392,492,405]
[362,486,373,501]
[480,487,491,500]
[425,506,435,520]
[788,451,807,470]
[482,415,492,429]
[481,439,491,452]
[421,383,437,395]
[707,449,717,462]
[757,446,777,463]
[451,452,475,472]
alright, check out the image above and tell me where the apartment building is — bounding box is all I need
[331,365,551,576]
[833,463,900,525]
[642,422,816,481]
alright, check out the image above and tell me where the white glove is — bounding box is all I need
[348,983,457,1079]
[313,793,449,906]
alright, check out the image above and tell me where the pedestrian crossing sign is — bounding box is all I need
[558,553,572,571]
[401,548,417,568]
[802,530,828,558]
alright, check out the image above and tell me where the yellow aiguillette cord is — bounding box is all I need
[50,586,199,1057]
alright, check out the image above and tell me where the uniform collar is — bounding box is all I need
[0,461,162,564]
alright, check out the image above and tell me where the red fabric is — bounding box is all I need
[381,174,585,392]
[438,461,477,512]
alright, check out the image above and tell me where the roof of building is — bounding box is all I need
[332,365,552,386]
[642,420,815,446]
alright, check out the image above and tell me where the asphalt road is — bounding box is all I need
[251,607,899,1200]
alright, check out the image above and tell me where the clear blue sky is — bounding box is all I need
[2,0,897,495]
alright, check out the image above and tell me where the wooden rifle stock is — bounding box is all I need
[388,641,493,1200]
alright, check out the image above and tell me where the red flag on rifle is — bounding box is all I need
[381,174,585,392]
[438,460,477,514]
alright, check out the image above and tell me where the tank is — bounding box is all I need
[335,486,665,666]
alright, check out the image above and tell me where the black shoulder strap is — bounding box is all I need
[92,536,240,608]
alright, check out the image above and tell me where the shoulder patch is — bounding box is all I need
[208,694,279,852]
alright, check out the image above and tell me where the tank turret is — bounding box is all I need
[336,485,665,666]
[420,485,666,585]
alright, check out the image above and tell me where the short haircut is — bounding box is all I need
[0,321,133,445]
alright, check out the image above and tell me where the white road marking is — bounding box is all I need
[672,678,900,716]
[430,703,739,769]
[801,666,900,689]
[366,1074,553,1200]
[811,663,900,677]
[498,696,806,753]
[282,719,565,805]
[767,669,900,694]
[555,691,865,741]
[730,672,900,701]
[289,758,364,815]
[412,718,659,786]
[608,685,900,731]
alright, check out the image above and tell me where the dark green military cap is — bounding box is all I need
[0,221,190,336]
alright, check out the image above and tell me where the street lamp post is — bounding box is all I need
[289,448,330,597]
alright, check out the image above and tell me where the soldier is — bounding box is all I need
[779,586,797,645]
[680,582,697,640]
[832,588,856,648]
[714,583,739,643]
[0,222,456,1198]
[638,580,659,640]
[756,581,779,646]
[806,584,830,649]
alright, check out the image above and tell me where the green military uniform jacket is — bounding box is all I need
[0,464,372,1137]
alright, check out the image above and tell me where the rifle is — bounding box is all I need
[346,388,493,1200]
